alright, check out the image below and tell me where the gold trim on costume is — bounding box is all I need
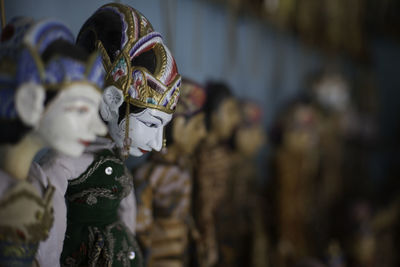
[0,181,55,243]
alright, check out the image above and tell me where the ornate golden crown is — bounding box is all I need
[94,3,181,114]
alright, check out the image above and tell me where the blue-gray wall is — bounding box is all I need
[5,0,323,127]
[7,0,400,183]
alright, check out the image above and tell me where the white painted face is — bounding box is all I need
[100,85,172,157]
[36,83,107,157]
[109,108,172,157]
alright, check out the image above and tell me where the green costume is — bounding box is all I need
[61,149,142,267]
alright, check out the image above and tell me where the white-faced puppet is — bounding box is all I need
[77,3,181,158]
[0,17,106,178]
[31,3,181,267]
[0,17,106,266]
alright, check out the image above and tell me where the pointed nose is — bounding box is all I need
[148,127,163,151]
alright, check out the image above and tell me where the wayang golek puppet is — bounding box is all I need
[228,100,266,267]
[273,100,321,265]
[133,78,207,267]
[0,17,107,266]
[30,3,181,267]
[193,82,240,267]
[312,71,378,267]
[271,71,354,265]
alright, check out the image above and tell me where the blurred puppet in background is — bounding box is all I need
[0,17,107,266]
[193,81,240,267]
[272,99,322,266]
[29,3,181,267]
[270,69,358,266]
[215,99,266,267]
[233,100,266,267]
[133,78,207,267]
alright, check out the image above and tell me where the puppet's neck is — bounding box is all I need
[1,132,45,180]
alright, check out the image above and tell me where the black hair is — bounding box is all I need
[203,81,233,130]
[77,7,158,74]
[79,7,159,76]
[43,39,92,106]
[42,39,90,63]
[78,7,159,125]
[77,9,123,62]
[163,116,174,146]
[42,39,94,108]
[117,101,146,124]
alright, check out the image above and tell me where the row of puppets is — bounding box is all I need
[264,65,400,266]
[2,2,391,267]
[0,3,266,267]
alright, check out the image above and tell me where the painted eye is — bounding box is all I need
[140,120,157,128]
[145,122,157,128]
[77,106,89,114]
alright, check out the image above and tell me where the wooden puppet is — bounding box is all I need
[230,100,266,267]
[193,82,240,267]
[0,17,106,266]
[272,70,355,265]
[30,3,181,267]
[133,78,207,267]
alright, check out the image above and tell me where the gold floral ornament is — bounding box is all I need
[82,3,181,114]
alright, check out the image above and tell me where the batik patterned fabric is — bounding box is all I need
[61,148,142,267]
[78,3,181,114]
[193,144,232,267]
[133,154,193,267]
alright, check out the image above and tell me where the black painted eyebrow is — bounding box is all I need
[151,115,164,124]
